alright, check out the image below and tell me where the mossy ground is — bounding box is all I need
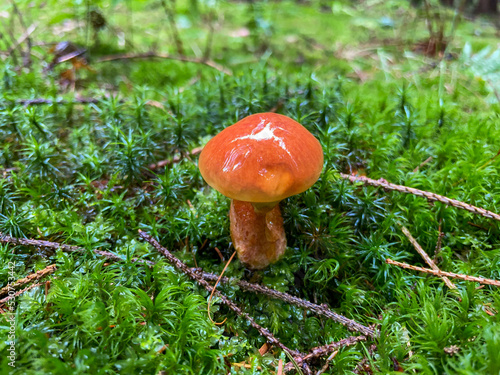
[1,0,500,374]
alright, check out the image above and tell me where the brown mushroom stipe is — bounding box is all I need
[230,200,286,269]
[199,113,323,269]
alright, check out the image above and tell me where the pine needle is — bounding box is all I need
[386,259,500,287]
[207,251,237,325]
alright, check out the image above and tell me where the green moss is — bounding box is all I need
[1,0,500,373]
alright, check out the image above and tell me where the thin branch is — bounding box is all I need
[55,49,87,64]
[13,97,99,106]
[95,52,231,75]
[285,336,366,373]
[0,232,154,266]
[1,232,121,260]
[386,258,500,287]
[0,231,374,338]
[303,336,367,362]
[340,173,500,222]
[0,282,42,307]
[207,251,236,325]
[147,146,500,224]
[138,230,301,359]
[196,270,375,337]
[278,359,284,375]
[400,225,456,289]
[0,264,56,297]
[316,350,338,375]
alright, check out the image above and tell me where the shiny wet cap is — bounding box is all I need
[199,113,324,203]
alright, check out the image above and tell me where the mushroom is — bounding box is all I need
[198,113,323,269]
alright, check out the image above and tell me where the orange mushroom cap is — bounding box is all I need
[199,113,324,203]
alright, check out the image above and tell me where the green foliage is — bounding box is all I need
[461,43,500,104]
[1,0,500,373]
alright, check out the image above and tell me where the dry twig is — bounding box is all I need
[0,232,153,266]
[341,173,500,222]
[316,350,338,375]
[284,336,367,373]
[386,259,500,287]
[0,232,374,337]
[0,282,42,307]
[400,226,456,289]
[196,270,375,337]
[138,230,302,359]
[277,359,284,375]
[207,251,236,325]
[302,336,367,362]
[14,97,99,106]
[0,264,56,297]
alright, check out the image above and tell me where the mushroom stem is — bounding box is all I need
[229,199,287,269]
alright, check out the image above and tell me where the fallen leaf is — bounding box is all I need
[259,342,270,356]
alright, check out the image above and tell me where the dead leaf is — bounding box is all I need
[259,342,270,356]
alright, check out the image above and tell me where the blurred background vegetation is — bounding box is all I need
[0,0,498,92]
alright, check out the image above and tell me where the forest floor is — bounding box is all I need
[1,0,500,374]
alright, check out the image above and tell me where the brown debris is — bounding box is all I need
[0,264,56,297]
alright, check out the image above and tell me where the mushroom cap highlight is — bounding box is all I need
[199,113,324,203]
